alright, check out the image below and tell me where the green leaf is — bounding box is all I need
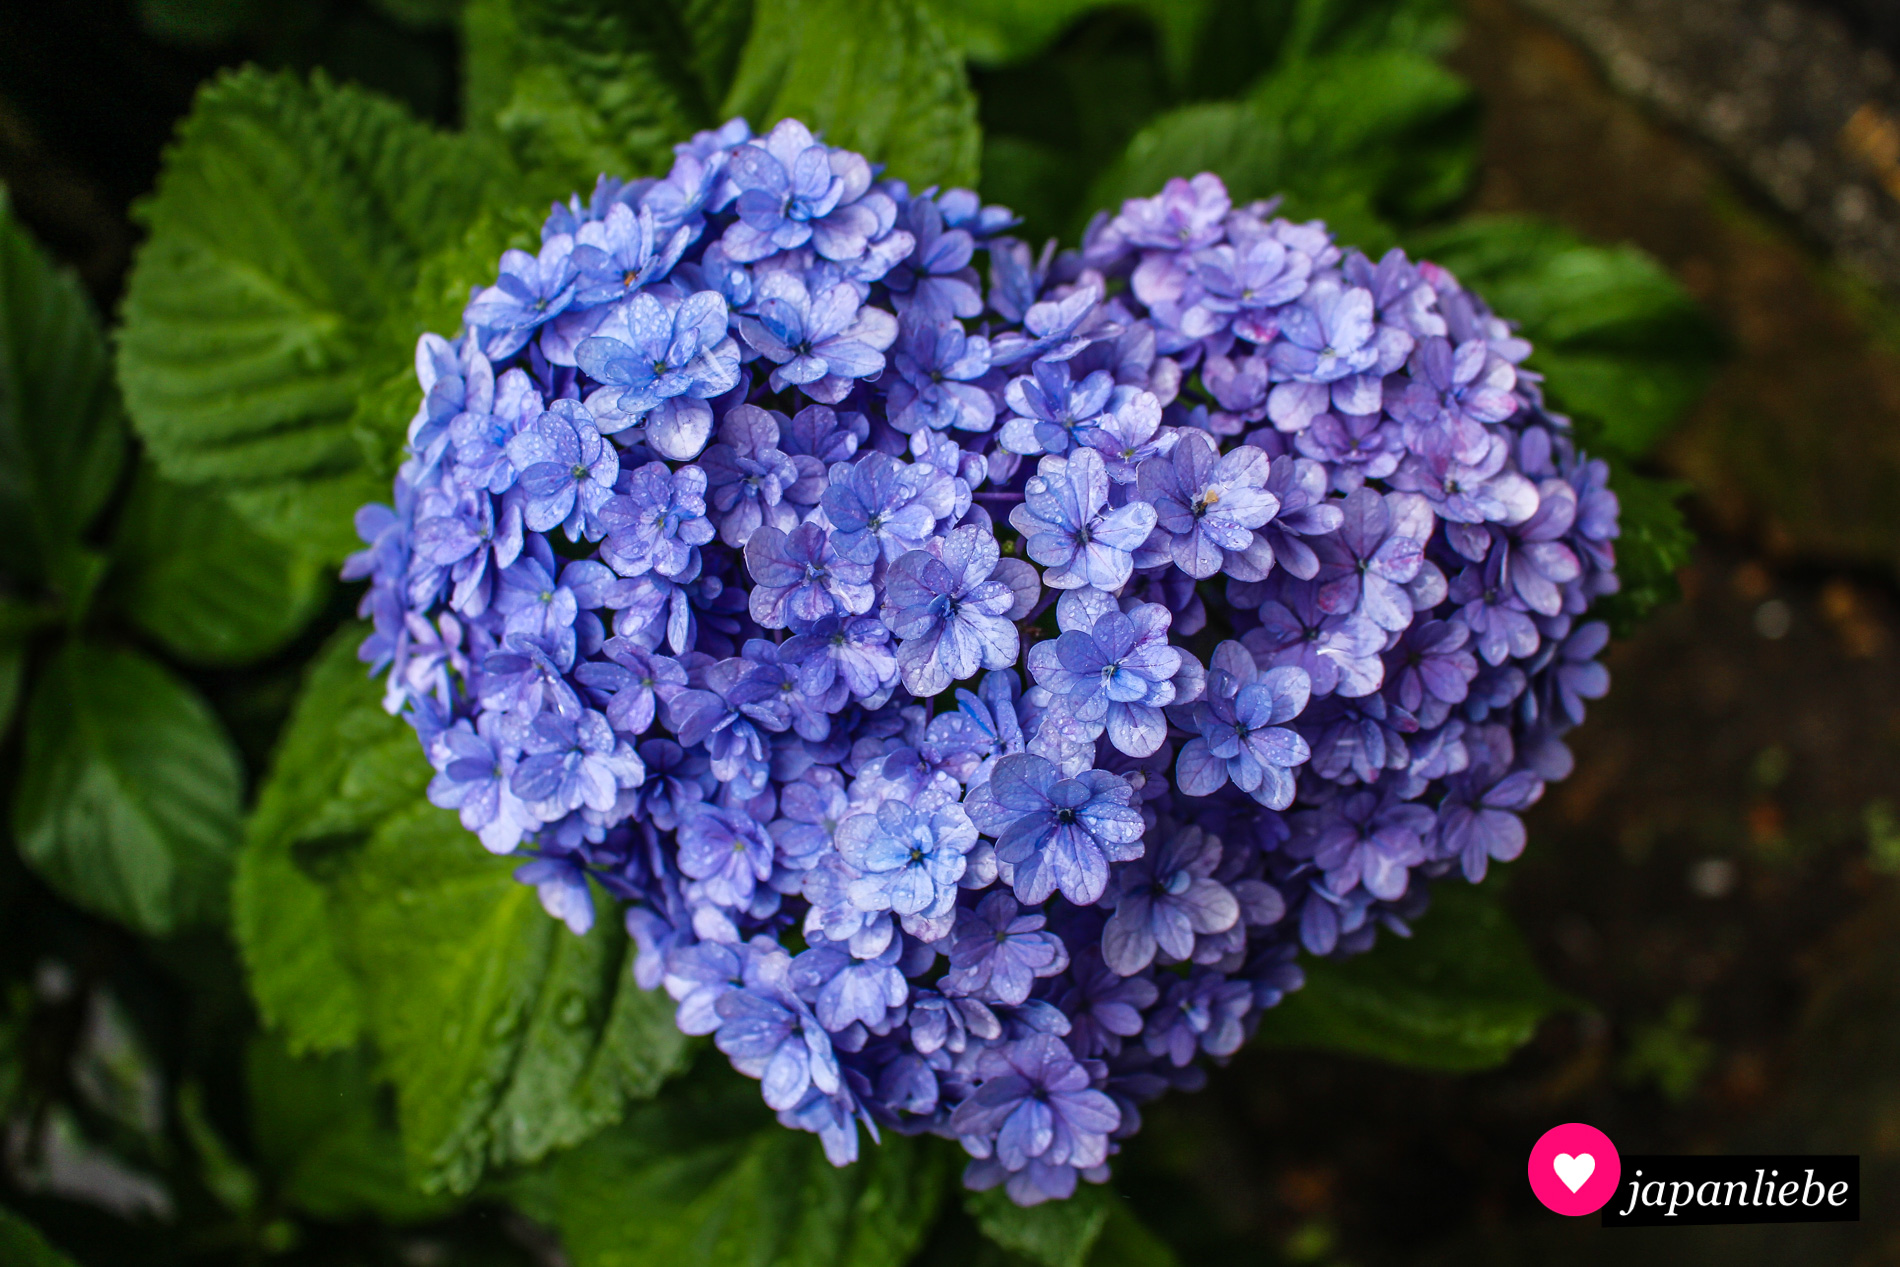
[967,1182,1111,1267]
[725,0,980,190]
[465,0,755,187]
[235,626,425,1053]
[924,0,1113,65]
[1086,1203,1179,1267]
[1405,217,1724,459]
[1251,879,1568,1072]
[1592,464,1693,634]
[1086,47,1476,246]
[0,630,25,745]
[113,464,330,666]
[246,1035,460,1222]
[117,68,513,563]
[236,628,686,1190]
[0,189,127,602]
[0,1206,80,1267]
[335,805,688,1193]
[177,1080,261,1214]
[468,0,979,193]
[13,641,242,935]
[504,1068,949,1267]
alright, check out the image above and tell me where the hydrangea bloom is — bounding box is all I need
[353,123,1621,1205]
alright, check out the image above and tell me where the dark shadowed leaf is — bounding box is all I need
[1085,48,1475,248]
[0,1207,80,1267]
[1252,879,1569,1071]
[0,193,126,605]
[14,642,242,935]
[246,1035,459,1223]
[504,1063,949,1267]
[967,1181,1111,1267]
[114,464,331,666]
[1086,1202,1181,1267]
[1591,463,1694,635]
[1406,216,1724,459]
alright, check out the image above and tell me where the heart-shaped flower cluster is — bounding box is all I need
[349,119,1619,1205]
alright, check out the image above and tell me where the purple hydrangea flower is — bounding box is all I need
[357,148,1628,1204]
[821,450,950,563]
[1137,430,1279,578]
[1310,488,1431,631]
[889,316,996,434]
[715,949,844,1110]
[721,119,885,263]
[1101,826,1239,974]
[1009,449,1158,591]
[968,753,1144,906]
[1173,642,1312,809]
[952,1033,1120,1206]
[511,709,646,818]
[744,522,876,629]
[427,714,534,853]
[1289,787,1436,901]
[1436,725,1544,882]
[998,360,1114,457]
[836,800,977,928]
[738,272,898,400]
[576,290,739,456]
[504,399,620,538]
[464,235,579,359]
[1026,603,1181,758]
[883,526,1028,697]
[943,891,1070,1006]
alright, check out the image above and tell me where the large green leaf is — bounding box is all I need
[1252,880,1568,1071]
[726,0,980,189]
[334,804,687,1194]
[966,1183,1111,1267]
[113,464,330,666]
[1405,217,1724,459]
[0,191,126,605]
[0,1206,80,1267]
[117,68,513,562]
[465,0,755,186]
[925,0,1120,66]
[1085,47,1475,247]
[13,642,242,935]
[1592,464,1694,635]
[504,1068,949,1267]
[237,630,686,1191]
[246,1035,460,1223]
[1086,1203,1181,1267]
[467,0,979,193]
[235,625,426,1053]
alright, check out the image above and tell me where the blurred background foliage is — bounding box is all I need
[7,0,1895,1262]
